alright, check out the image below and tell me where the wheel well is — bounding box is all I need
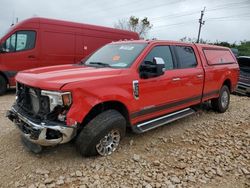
[81,101,130,128]
[223,79,232,92]
[0,71,8,85]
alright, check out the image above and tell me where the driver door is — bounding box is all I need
[134,45,183,123]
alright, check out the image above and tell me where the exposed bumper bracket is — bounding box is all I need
[7,107,76,146]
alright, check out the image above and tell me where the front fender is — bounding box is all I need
[64,85,135,126]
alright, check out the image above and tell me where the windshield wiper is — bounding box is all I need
[88,62,111,67]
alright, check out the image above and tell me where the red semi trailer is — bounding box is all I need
[0,17,139,94]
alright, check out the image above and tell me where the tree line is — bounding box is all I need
[180,37,250,56]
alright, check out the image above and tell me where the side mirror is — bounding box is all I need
[153,57,165,76]
[140,57,165,79]
[0,44,6,53]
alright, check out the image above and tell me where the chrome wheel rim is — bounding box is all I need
[221,90,229,109]
[96,129,121,156]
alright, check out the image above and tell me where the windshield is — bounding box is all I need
[83,43,147,68]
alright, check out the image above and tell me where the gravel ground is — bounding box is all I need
[0,90,249,188]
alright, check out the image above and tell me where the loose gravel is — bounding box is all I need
[0,90,249,188]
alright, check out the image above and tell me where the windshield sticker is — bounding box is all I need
[112,55,120,61]
[119,46,134,50]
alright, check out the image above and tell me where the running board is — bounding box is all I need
[132,108,195,133]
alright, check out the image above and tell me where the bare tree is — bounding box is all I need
[114,16,152,38]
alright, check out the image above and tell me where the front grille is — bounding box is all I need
[239,73,250,85]
[240,70,250,78]
[16,82,50,120]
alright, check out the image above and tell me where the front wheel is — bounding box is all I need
[75,110,126,157]
[211,85,230,113]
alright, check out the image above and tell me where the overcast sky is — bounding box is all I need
[0,0,249,43]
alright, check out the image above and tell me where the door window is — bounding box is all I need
[2,30,36,52]
[174,46,197,68]
[143,46,174,70]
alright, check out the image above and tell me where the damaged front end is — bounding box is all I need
[7,82,77,146]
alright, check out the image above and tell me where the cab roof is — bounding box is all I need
[112,39,230,50]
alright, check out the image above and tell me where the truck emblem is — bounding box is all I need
[132,80,139,100]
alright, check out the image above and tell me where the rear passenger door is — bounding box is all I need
[172,45,204,104]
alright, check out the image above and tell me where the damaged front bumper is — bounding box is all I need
[7,106,76,146]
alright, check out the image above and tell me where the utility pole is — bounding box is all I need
[197,7,205,43]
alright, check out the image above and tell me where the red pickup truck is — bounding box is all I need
[7,40,239,156]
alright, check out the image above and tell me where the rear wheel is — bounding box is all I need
[76,110,126,157]
[0,75,7,95]
[211,85,230,113]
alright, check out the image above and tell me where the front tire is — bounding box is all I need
[0,75,7,95]
[211,85,230,113]
[76,110,126,157]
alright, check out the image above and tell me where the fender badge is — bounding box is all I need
[132,80,139,100]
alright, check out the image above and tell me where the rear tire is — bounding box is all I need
[76,110,126,157]
[0,75,7,95]
[211,85,230,113]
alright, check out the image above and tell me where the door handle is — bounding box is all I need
[172,78,181,81]
[28,55,36,58]
[197,74,203,78]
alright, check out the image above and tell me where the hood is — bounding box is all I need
[16,64,123,90]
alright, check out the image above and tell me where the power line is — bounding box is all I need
[207,18,250,22]
[149,5,250,32]
[153,20,197,29]
[152,11,250,31]
[82,0,186,20]
[77,0,250,32]
[207,13,250,20]
[118,0,186,15]
[207,0,250,12]
[151,11,200,21]
[149,2,250,24]
[81,0,250,27]
[151,0,250,21]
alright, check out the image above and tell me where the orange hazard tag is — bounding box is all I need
[112,55,120,61]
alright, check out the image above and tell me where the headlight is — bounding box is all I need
[41,90,72,111]
[62,93,72,106]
